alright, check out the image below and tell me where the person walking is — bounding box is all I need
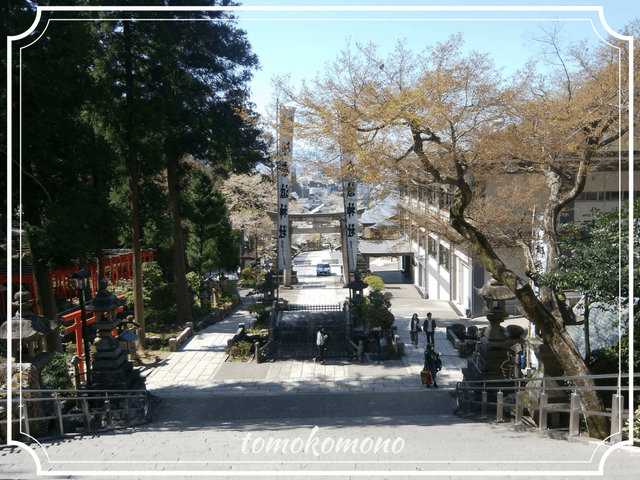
[424,344,439,388]
[315,326,328,364]
[423,312,436,346]
[410,313,421,347]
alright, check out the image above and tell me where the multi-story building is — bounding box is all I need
[397,151,639,318]
[397,182,476,316]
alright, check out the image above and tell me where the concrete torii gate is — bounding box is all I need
[267,209,364,286]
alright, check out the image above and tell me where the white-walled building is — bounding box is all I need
[397,182,475,316]
[396,151,639,318]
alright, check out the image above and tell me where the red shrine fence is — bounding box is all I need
[0,249,157,316]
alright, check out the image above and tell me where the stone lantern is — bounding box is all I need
[0,291,57,440]
[258,271,278,304]
[85,280,142,390]
[0,291,58,371]
[463,277,521,382]
[346,271,369,328]
[203,275,220,307]
[474,277,516,341]
[346,271,368,305]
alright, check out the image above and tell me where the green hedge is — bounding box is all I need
[363,273,385,292]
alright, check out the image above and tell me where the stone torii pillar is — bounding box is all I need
[267,209,364,287]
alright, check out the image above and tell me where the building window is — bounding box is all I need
[428,236,437,258]
[439,246,450,272]
[428,187,437,204]
[606,191,619,201]
[584,191,602,201]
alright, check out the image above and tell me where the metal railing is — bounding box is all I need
[1,388,150,440]
[455,373,638,443]
[288,304,343,312]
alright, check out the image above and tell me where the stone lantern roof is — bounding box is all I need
[0,291,58,341]
[0,291,59,362]
[0,314,57,342]
[346,271,368,292]
[474,278,516,301]
[85,280,124,313]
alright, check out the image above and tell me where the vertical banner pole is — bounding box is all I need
[276,99,279,303]
[344,153,358,274]
[277,106,295,287]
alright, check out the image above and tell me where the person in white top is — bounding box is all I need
[410,313,421,347]
[314,326,328,364]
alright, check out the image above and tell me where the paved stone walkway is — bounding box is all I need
[4,254,640,479]
[143,254,470,398]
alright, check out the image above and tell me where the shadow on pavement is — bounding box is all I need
[142,390,464,433]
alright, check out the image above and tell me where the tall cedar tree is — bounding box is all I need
[121,5,263,323]
[184,169,236,282]
[6,6,122,327]
[90,3,266,330]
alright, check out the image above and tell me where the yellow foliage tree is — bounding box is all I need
[275,27,638,439]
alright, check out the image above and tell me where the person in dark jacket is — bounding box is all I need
[424,344,439,388]
[410,313,420,347]
[423,312,436,346]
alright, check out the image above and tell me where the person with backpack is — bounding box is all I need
[424,344,440,388]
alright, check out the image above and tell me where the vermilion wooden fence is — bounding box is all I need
[0,249,156,317]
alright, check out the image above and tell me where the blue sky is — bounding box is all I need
[234,1,639,117]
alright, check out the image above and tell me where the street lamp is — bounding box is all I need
[71,269,92,386]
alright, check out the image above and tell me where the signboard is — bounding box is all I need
[277,107,295,271]
[344,155,358,271]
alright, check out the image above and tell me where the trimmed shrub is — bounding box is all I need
[241,267,254,281]
[227,340,253,360]
[41,351,74,390]
[363,274,385,292]
[358,291,395,330]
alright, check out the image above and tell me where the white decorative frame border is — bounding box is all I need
[5,4,634,477]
